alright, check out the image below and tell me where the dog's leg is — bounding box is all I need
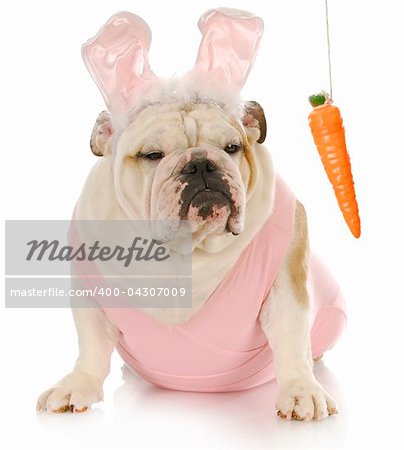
[36,303,118,413]
[259,202,337,421]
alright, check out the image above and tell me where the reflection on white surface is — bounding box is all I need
[33,358,348,449]
[113,361,348,449]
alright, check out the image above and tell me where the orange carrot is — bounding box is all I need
[308,92,361,238]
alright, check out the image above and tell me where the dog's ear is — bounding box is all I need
[90,111,114,156]
[242,101,267,144]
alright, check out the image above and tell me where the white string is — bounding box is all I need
[325,0,333,100]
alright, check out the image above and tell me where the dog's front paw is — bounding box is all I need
[36,371,103,413]
[276,378,338,421]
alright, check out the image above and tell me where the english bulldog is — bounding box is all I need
[37,8,346,421]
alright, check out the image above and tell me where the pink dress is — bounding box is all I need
[92,176,347,392]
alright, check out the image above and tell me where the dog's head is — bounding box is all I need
[91,98,266,244]
[83,9,266,247]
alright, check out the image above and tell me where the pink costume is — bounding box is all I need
[98,177,346,392]
[80,10,347,392]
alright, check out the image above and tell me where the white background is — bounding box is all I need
[1,0,404,449]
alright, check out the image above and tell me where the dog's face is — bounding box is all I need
[91,101,266,245]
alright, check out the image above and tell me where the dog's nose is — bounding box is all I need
[181,158,217,175]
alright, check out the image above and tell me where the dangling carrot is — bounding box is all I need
[308,92,361,238]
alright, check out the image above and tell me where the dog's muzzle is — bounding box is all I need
[150,147,246,240]
[178,157,233,221]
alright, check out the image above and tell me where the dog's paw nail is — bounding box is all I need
[291,411,304,421]
[328,407,338,415]
[51,405,70,413]
[72,406,88,413]
[277,410,290,420]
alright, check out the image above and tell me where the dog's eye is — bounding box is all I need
[224,143,241,154]
[145,151,164,161]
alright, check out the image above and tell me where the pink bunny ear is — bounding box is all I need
[82,11,156,122]
[193,8,264,89]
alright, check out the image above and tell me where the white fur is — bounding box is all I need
[124,75,246,131]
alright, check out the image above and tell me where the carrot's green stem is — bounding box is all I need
[309,92,330,107]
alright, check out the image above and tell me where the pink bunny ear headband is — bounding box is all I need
[82,8,264,130]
